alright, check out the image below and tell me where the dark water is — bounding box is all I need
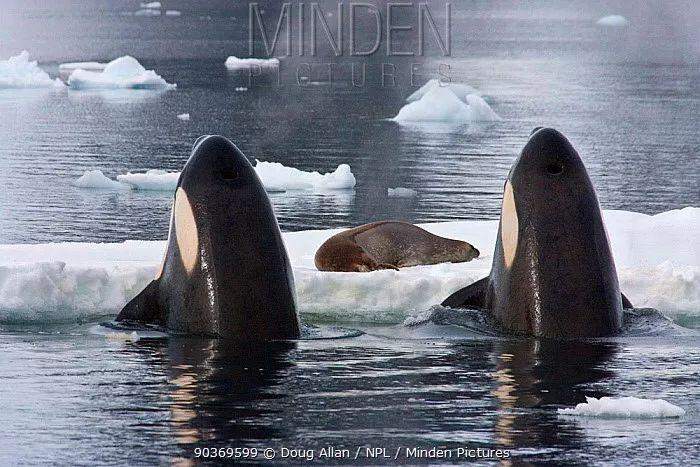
[1,328,698,466]
[0,1,698,465]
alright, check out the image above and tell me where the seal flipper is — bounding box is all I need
[116,280,165,325]
[621,293,634,310]
[441,277,489,309]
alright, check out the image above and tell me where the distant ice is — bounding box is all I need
[393,87,501,123]
[558,396,685,418]
[116,170,180,191]
[597,15,630,27]
[58,62,107,73]
[73,160,356,192]
[140,2,161,9]
[225,56,280,71]
[134,9,161,16]
[0,208,697,324]
[165,10,182,16]
[0,51,64,89]
[255,160,356,191]
[67,56,175,90]
[72,170,131,190]
[407,79,481,103]
[388,187,418,198]
[176,113,190,121]
[235,87,248,92]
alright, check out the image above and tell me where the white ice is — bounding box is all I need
[0,51,64,89]
[116,170,180,191]
[558,396,685,418]
[140,1,161,8]
[388,187,418,198]
[0,208,697,324]
[254,160,356,191]
[176,113,190,121]
[165,10,182,16]
[393,87,501,123]
[406,79,481,103]
[134,9,161,17]
[58,62,107,73]
[72,170,131,190]
[225,56,280,71]
[67,56,176,90]
[74,161,356,192]
[597,15,629,27]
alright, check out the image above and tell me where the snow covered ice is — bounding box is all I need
[72,170,131,190]
[225,56,280,71]
[177,113,190,121]
[73,161,356,192]
[597,15,629,27]
[406,79,481,103]
[0,208,697,324]
[558,396,685,418]
[0,51,64,89]
[393,86,501,123]
[67,56,176,90]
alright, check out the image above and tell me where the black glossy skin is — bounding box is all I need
[448,128,624,337]
[119,135,300,340]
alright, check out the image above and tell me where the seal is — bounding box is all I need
[315,221,480,272]
[116,135,300,340]
[441,128,633,337]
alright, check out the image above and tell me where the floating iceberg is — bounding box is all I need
[73,160,356,192]
[225,56,280,70]
[140,1,161,8]
[388,187,418,198]
[393,86,501,123]
[255,160,356,191]
[558,396,685,418]
[165,10,182,16]
[67,56,176,90]
[134,9,161,16]
[407,79,481,103]
[59,62,107,73]
[597,15,629,27]
[0,208,697,324]
[72,170,131,190]
[117,170,180,191]
[176,113,190,121]
[0,51,64,89]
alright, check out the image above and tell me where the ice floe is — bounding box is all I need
[406,79,481,103]
[176,113,190,121]
[134,9,161,17]
[558,396,685,418]
[0,51,64,89]
[393,86,500,123]
[116,170,180,191]
[74,161,356,192]
[388,187,418,198]
[72,170,131,190]
[0,208,697,324]
[67,56,176,90]
[597,15,630,27]
[225,56,280,71]
[165,10,181,16]
[140,1,161,8]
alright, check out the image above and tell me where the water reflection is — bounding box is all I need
[489,340,618,460]
[161,339,296,459]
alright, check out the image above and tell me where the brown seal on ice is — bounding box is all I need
[314,221,480,272]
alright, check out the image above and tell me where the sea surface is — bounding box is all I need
[0,1,698,465]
